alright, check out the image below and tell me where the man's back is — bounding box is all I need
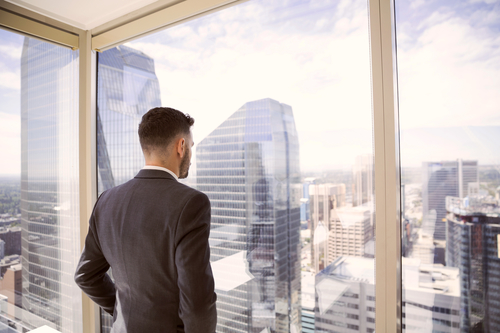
[75,169,217,332]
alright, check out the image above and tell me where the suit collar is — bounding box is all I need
[135,169,177,181]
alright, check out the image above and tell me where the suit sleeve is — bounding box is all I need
[74,199,116,315]
[175,192,217,332]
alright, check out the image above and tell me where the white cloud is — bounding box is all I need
[0,71,20,90]
[0,44,22,60]
[398,15,500,129]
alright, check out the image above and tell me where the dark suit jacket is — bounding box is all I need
[75,169,217,333]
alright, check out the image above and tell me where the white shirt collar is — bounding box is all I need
[142,165,178,181]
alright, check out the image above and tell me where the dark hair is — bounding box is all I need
[138,107,194,152]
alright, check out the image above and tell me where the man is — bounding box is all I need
[75,107,217,332]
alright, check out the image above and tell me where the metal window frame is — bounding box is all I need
[369,0,402,332]
[0,0,403,332]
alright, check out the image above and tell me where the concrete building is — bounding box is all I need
[0,227,21,256]
[309,184,346,273]
[446,195,500,332]
[0,263,22,307]
[327,205,373,262]
[315,256,461,333]
[352,155,374,207]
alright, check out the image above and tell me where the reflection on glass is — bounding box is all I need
[97,0,375,332]
[397,0,500,332]
[0,28,82,332]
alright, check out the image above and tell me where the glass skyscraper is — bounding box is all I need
[196,98,302,333]
[96,45,161,332]
[20,38,82,332]
[97,45,161,194]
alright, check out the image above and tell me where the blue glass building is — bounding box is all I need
[196,98,302,333]
[97,45,161,193]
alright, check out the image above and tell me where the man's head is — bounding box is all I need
[138,107,194,178]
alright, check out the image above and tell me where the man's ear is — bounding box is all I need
[176,137,186,158]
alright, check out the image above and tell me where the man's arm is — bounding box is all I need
[175,192,217,333]
[74,203,116,315]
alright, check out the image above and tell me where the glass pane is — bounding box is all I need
[0,29,82,332]
[396,1,500,332]
[97,0,375,332]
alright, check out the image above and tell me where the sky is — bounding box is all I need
[0,0,499,175]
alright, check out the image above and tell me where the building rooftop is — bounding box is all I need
[446,196,500,218]
[319,256,460,297]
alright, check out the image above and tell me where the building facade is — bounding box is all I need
[422,160,478,242]
[309,184,346,273]
[196,98,301,333]
[20,38,82,332]
[97,45,162,193]
[446,196,500,332]
[315,256,461,333]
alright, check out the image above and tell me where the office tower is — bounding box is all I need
[0,227,21,256]
[352,155,374,207]
[327,205,373,260]
[21,38,82,332]
[96,45,161,333]
[446,196,500,332]
[196,98,301,333]
[309,184,346,273]
[315,256,461,333]
[97,45,161,193]
[300,178,316,223]
[422,160,478,243]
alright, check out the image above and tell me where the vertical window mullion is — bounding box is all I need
[368,0,402,332]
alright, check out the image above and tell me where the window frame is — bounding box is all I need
[0,0,403,332]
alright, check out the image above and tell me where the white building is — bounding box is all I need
[315,256,461,333]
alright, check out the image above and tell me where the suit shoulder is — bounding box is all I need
[175,183,209,203]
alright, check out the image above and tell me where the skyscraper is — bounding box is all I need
[96,45,161,333]
[422,160,478,242]
[352,155,374,207]
[21,38,81,332]
[196,98,301,333]
[446,195,500,332]
[97,45,161,193]
[309,183,346,273]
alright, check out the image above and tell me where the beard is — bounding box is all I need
[179,148,191,179]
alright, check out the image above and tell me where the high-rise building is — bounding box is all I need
[0,227,21,256]
[327,205,373,261]
[315,256,461,333]
[300,178,316,223]
[20,38,82,332]
[309,184,346,273]
[445,196,500,332]
[422,160,478,243]
[196,98,301,333]
[96,45,161,333]
[97,45,161,193]
[352,155,374,207]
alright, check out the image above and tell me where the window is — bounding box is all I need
[0,28,82,333]
[397,0,500,332]
[97,0,375,332]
